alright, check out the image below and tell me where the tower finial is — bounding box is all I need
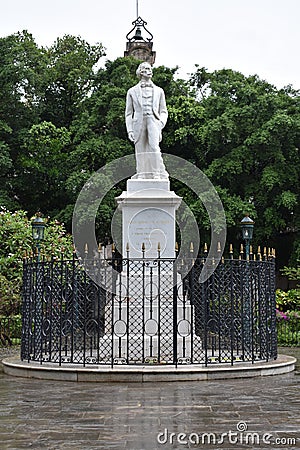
[124,8,156,65]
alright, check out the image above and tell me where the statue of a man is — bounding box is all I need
[125,62,169,180]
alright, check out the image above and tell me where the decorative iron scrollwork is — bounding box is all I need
[177,357,191,365]
[61,356,71,363]
[113,357,126,365]
[85,356,97,364]
[145,357,158,364]
[144,259,158,268]
[126,17,154,42]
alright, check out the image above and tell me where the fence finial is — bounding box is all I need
[190,242,194,253]
[257,246,262,261]
[204,243,208,254]
[142,242,145,252]
[217,242,221,253]
[84,243,88,255]
[175,242,179,253]
[157,242,161,252]
[126,242,130,253]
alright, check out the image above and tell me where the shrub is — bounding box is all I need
[282,262,300,283]
[276,309,300,346]
[276,288,300,312]
[0,208,73,316]
[0,315,22,346]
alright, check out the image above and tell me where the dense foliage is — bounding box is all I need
[0,208,73,316]
[276,262,300,346]
[0,31,299,267]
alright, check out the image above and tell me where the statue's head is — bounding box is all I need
[136,62,153,79]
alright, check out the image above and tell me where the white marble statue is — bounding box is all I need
[125,62,169,180]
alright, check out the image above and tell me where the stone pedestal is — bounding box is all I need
[116,179,182,258]
[107,178,192,364]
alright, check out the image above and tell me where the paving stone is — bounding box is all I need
[0,348,299,449]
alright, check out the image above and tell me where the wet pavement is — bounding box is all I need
[0,347,299,450]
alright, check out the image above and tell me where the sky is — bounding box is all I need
[1,0,300,89]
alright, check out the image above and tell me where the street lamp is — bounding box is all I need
[31,213,46,260]
[240,215,254,259]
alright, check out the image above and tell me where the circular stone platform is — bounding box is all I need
[2,355,296,382]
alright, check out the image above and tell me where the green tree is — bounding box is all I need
[0,209,73,316]
[0,31,106,221]
[186,67,300,254]
[17,121,71,214]
[0,31,48,210]
[42,35,105,127]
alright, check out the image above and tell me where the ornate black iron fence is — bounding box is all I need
[277,318,300,346]
[21,253,277,366]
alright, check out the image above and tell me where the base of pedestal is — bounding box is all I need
[101,333,202,365]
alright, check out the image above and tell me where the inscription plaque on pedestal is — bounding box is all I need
[116,180,181,259]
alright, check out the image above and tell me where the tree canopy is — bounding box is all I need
[0,31,299,267]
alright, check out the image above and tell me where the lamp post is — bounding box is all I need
[31,213,46,360]
[31,213,45,261]
[240,215,254,259]
[240,214,255,359]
